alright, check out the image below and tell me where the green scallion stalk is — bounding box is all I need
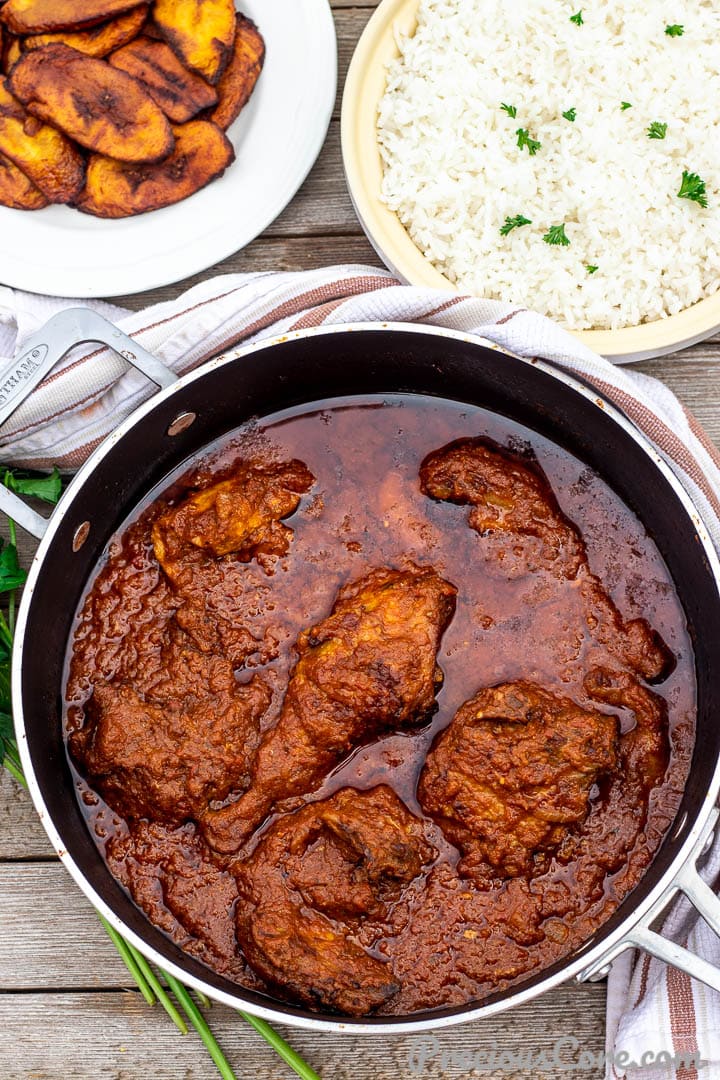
[241,1012,322,1080]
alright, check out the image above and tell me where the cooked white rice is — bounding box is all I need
[377,0,720,330]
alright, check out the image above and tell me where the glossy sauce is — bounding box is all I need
[64,394,695,1014]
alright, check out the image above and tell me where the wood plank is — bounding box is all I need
[0,773,54,859]
[0,984,606,1080]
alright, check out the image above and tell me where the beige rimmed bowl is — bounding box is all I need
[341,0,720,363]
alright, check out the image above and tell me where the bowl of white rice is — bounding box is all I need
[341,0,720,361]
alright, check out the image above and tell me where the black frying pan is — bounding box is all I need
[5,312,720,1033]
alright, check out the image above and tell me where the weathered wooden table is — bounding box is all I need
[1,4,719,1077]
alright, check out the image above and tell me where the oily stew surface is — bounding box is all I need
[64,395,695,1016]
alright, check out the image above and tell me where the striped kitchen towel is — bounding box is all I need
[1,265,719,1080]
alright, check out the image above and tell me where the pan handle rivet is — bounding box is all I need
[72,521,90,552]
[167,411,197,437]
[586,963,611,982]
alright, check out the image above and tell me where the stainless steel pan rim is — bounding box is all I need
[8,317,720,1034]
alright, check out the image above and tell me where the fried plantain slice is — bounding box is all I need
[210,14,264,130]
[109,37,217,123]
[9,44,174,163]
[0,150,49,208]
[23,7,149,59]
[0,77,84,201]
[76,119,234,218]
[2,34,22,74]
[0,0,145,35]
[154,0,236,84]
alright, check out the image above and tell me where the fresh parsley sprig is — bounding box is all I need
[500,214,532,236]
[647,122,668,140]
[543,224,571,246]
[562,108,577,122]
[665,24,684,37]
[500,102,517,118]
[570,11,584,25]
[0,469,320,1080]
[516,128,541,155]
[678,170,709,208]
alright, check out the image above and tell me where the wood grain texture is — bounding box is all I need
[2,1,720,1077]
[0,984,607,1080]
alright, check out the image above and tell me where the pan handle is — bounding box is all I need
[0,308,178,539]
[577,807,720,992]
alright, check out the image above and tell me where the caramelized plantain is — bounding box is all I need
[154,0,236,84]
[2,34,22,74]
[9,44,174,162]
[23,7,148,59]
[0,150,48,208]
[210,14,264,130]
[76,119,234,218]
[0,77,84,201]
[0,0,145,35]
[109,36,217,123]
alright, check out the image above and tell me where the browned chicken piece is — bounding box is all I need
[153,0,235,84]
[69,649,271,825]
[0,150,48,208]
[148,459,314,664]
[76,119,233,218]
[201,564,457,854]
[153,459,314,574]
[0,77,85,202]
[584,666,669,790]
[23,7,149,59]
[235,786,434,1015]
[420,437,674,682]
[9,44,174,163]
[0,0,146,35]
[209,14,265,131]
[109,37,218,123]
[418,681,619,881]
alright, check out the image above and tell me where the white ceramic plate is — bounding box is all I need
[0,0,337,298]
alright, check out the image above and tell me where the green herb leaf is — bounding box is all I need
[570,10,584,25]
[562,107,577,122]
[647,121,668,140]
[678,170,708,208]
[543,224,571,247]
[621,101,633,111]
[500,103,517,118]
[516,128,542,155]
[665,24,684,37]
[586,265,599,274]
[500,214,532,236]
[0,541,27,594]
[4,467,61,505]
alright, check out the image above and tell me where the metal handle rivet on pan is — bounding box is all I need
[586,963,611,982]
[167,412,197,437]
[72,521,90,552]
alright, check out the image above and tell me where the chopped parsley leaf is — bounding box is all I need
[570,11,584,25]
[562,107,577,122]
[647,121,668,140]
[500,103,518,118]
[500,214,532,236]
[665,24,684,37]
[678,170,708,208]
[621,101,633,111]
[516,128,542,155]
[543,224,571,246]
[586,265,599,274]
